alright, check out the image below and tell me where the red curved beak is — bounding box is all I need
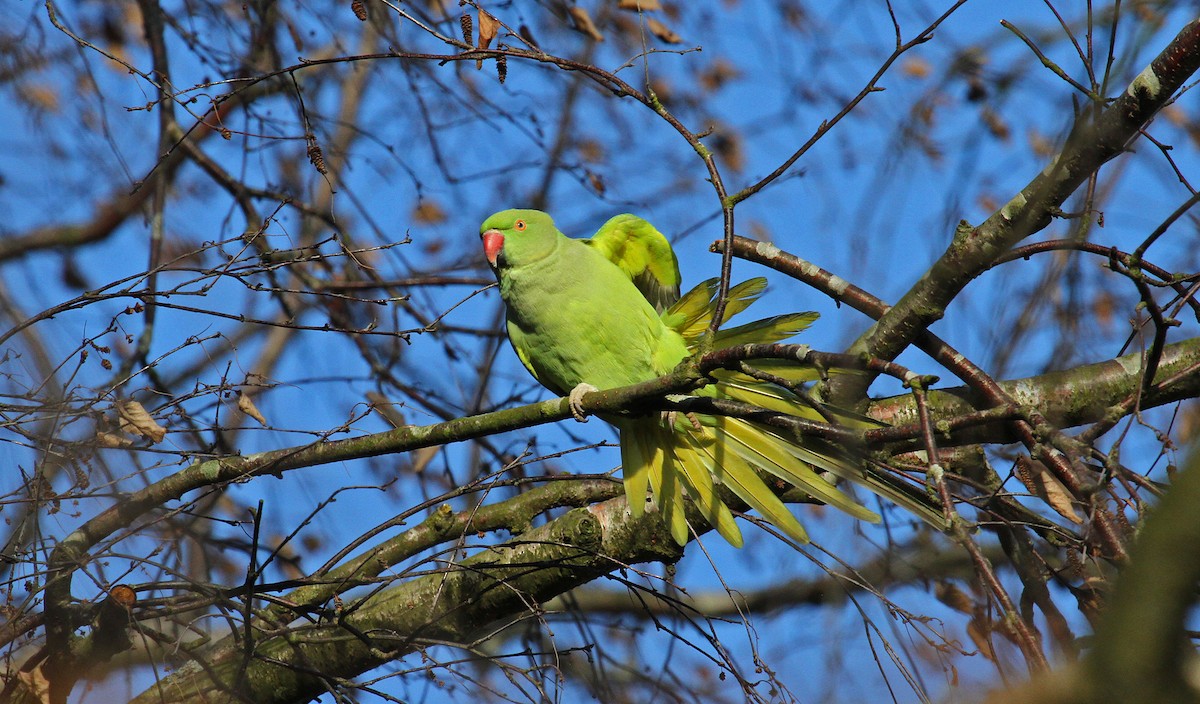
[481,229,504,267]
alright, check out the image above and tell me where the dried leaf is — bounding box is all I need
[367,391,406,428]
[967,616,997,661]
[577,138,605,163]
[16,84,59,113]
[980,107,1010,141]
[410,445,440,474]
[95,431,133,448]
[1015,457,1082,524]
[116,400,166,443]
[518,24,540,49]
[1162,104,1186,127]
[1027,128,1055,158]
[618,0,662,9]
[934,581,974,615]
[646,17,682,43]
[1093,290,1115,331]
[17,666,50,703]
[568,6,604,42]
[746,220,773,243]
[477,9,500,50]
[586,170,606,195]
[698,58,739,92]
[711,127,745,172]
[901,57,932,79]
[237,392,268,427]
[976,193,998,213]
[476,9,501,68]
[413,200,446,225]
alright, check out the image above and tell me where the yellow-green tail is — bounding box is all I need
[615,276,945,547]
[619,399,890,547]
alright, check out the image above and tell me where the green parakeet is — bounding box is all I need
[480,208,935,547]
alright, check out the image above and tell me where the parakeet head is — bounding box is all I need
[479,209,559,271]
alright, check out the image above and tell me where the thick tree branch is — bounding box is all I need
[846,18,1200,383]
[129,497,683,704]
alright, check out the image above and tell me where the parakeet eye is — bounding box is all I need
[514,219,527,231]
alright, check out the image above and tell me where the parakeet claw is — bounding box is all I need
[661,409,702,431]
[568,383,599,422]
[661,395,703,430]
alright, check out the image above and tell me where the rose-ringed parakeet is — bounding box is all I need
[480,208,936,547]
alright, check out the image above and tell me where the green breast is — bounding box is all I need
[501,237,689,395]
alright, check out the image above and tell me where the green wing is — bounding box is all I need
[585,214,681,313]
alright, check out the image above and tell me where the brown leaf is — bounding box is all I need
[568,6,604,42]
[1178,400,1200,446]
[1027,128,1055,158]
[618,0,662,9]
[95,431,133,448]
[116,400,166,443]
[646,17,682,43]
[934,581,974,615]
[976,193,999,213]
[237,392,268,427]
[586,170,606,195]
[698,58,739,92]
[410,445,440,474]
[476,9,501,69]
[1162,104,1186,127]
[367,391,407,428]
[711,127,745,172]
[477,9,500,50]
[577,138,606,163]
[1015,457,1082,524]
[980,107,1010,141]
[518,24,541,49]
[16,85,59,113]
[412,199,446,224]
[967,615,997,661]
[745,220,773,243]
[901,57,932,79]
[17,666,50,703]
[1093,290,1115,331]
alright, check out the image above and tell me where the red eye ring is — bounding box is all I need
[514,219,527,231]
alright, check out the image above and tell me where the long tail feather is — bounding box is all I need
[635,424,690,545]
[718,380,949,529]
[623,421,745,546]
[694,430,810,544]
[620,426,652,518]
[615,276,947,547]
[674,434,745,547]
[719,416,881,522]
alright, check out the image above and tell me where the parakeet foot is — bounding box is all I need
[660,410,703,431]
[568,383,599,422]
[661,395,703,430]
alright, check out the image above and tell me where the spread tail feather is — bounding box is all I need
[618,380,946,547]
[620,421,744,546]
[611,275,947,547]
